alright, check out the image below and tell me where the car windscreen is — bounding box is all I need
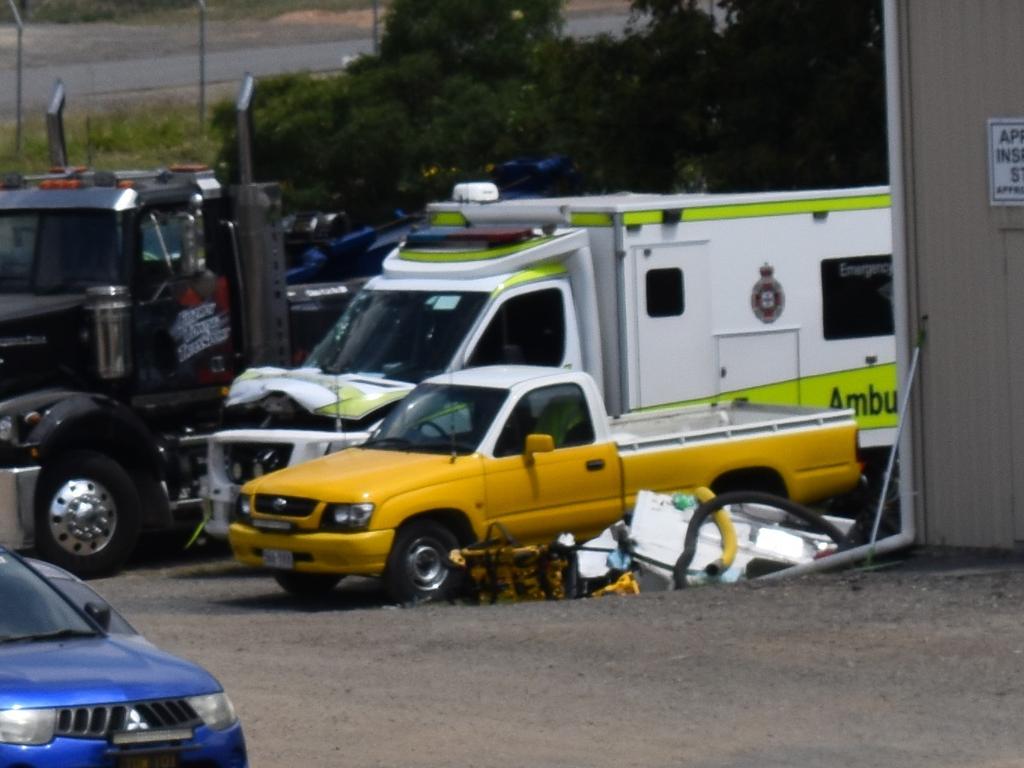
[0,552,97,642]
[27,559,137,635]
[304,289,488,383]
[364,383,508,454]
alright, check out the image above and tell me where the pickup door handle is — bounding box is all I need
[586,459,605,471]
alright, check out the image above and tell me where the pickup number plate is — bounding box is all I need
[118,753,179,768]
[263,548,294,569]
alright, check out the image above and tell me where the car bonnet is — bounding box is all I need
[0,634,220,710]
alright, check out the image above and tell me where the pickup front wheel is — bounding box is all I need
[385,520,459,605]
[34,451,142,578]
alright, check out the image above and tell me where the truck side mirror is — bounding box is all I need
[524,433,555,464]
[180,194,207,276]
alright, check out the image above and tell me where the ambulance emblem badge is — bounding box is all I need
[751,263,785,323]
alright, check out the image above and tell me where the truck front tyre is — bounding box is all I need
[384,520,459,605]
[272,571,343,596]
[34,451,142,578]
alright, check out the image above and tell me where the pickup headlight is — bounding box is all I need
[187,693,238,731]
[0,707,56,745]
[321,502,374,530]
[233,494,252,524]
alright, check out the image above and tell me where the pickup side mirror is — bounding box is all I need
[524,433,555,464]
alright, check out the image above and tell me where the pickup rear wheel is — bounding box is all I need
[385,520,459,605]
[34,451,142,578]
[272,571,343,596]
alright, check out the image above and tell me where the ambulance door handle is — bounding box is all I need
[720,367,727,378]
[586,459,605,471]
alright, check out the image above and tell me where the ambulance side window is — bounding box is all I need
[821,255,894,339]
[646,267,684,317]
[467,288,566,367]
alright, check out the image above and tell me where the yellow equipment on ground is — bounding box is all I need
[449,523,576,604]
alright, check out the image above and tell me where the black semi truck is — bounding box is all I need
[0,78,355,576]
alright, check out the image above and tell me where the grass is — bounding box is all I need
[0,101,225,176]
[20,1,377,25]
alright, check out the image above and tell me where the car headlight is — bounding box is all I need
[321,502,374,530]
[0,707,56,745]
[187,693,238,731]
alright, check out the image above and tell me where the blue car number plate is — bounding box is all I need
[118,753,179,768]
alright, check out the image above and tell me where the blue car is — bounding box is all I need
[0,546,248,768]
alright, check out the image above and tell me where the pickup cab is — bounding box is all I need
[229,367,862,603]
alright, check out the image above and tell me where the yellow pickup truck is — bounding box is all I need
[229,366,862,603]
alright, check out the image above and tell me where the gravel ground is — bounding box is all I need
[91,541,1024,768]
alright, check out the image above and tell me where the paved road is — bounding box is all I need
[0,10,632,119]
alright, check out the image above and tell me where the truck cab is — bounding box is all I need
[0,172,235,396]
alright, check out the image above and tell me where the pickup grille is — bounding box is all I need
[56,698,201,739]
[223,443,294,485]
[254,494,318,517]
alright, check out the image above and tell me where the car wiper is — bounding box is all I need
[363,437,414,450]
[1,628,98,644]
[416,441,478,454]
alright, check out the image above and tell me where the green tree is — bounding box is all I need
[705,0,887,190]
[514,2,717,193]
[212,0,886,219]
[214,0,564,222]
[381,0,564,79]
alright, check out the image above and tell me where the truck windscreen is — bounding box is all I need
[0,211,124,293]
[304,289,489,383]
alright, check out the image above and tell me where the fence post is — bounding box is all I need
[197,0,206,132]
[6,0,23,154]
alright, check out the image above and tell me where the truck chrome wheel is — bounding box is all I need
[47,477,117,555]
[34,451,142,578]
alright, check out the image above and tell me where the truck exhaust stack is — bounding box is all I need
[46,78,67,168]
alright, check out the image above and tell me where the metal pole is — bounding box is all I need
[6,0,23,154]
[197,0,206,131]
[372,0,379,55]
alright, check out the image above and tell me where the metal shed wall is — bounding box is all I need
[896,0,1024,546]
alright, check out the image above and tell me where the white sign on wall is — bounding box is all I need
[989,118,1024,205]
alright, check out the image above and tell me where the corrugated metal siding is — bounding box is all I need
[902,0,1024,546]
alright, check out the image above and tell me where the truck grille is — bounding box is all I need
[254,494,318,517]
[56,698,201,739]
[223,443,294,485]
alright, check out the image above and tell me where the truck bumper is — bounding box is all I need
[229,523,395,576]
[204,428,371,539]
[0,465,40,550]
